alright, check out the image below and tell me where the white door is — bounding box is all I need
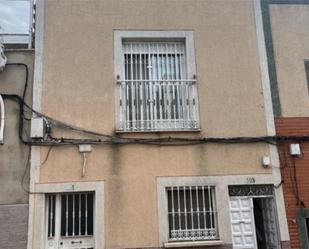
[229,197,257,249]
[261,198,280,249]
[45,193,95,249]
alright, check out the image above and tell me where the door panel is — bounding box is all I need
[230,197,257,249]
[261,198,280,249]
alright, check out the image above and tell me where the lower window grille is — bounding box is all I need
[167,186,218,241]
[47,192,94,238]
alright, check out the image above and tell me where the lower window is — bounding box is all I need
[46,192,94,249]
[166,186,218,241]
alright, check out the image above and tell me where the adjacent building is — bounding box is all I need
[266,1,309,248]
[0,25,34,249]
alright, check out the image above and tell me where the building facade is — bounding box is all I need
[265,1,309,248]
[24,1,293,249]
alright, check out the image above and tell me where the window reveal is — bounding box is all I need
[166,186,218,241]
[47,193,93,238]
[117,41,199,131]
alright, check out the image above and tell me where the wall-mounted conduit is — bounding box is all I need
[0,94,4,144]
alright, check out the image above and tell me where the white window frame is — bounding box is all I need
[114,30,199,132]
[166,185,218,241]
[157,176,224,248]
[29,181,104,249]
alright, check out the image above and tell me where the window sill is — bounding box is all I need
[115,128,201,134]
[164,240,224,248]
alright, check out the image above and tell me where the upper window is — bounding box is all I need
[114,31,199,132]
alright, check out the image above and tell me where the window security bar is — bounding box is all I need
[118,41,199,131]
[167,186,218,241]
[47,193,94,238]
[117,79,198,131]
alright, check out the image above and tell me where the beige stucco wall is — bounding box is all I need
[39,0,274,248]
[270,4,309,117]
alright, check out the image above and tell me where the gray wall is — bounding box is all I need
[0,204,29,249]
[0,50,33,205]
[0,50,33,249]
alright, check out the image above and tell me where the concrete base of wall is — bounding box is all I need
[0,204,28,249]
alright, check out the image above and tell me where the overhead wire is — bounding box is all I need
[4,93,309,147]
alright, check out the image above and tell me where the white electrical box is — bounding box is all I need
[30,117,44,138]
[79,144,92,153]
[290,143,301,156]
[262,156,270,167]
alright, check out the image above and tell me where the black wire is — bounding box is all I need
[5,93,309,147]
[20,146,45,195]
[5,63,29,101]
[292,156,302,207]
[20,146,31,194]
[41,145,54,166]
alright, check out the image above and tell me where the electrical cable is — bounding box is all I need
[5,63,29,101]
[20,145,31,194]
[292,156,303,207]
[41,145,54,166]
[5,93,309,147]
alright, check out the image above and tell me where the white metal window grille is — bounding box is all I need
[46,193,94,249]
[117,41,199,131]
[166,186,218,241]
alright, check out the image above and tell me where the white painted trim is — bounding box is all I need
[27,1,45,248]
[156,174,273,246]
[164,240,224,248]
[31,181,105,249]
[253,0,289,241]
